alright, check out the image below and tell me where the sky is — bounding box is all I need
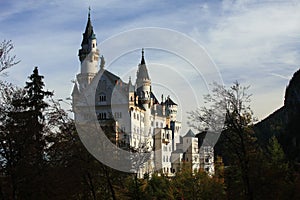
[1,0,300,133]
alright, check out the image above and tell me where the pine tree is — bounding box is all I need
[0,67,53,199]
[22,67,53,165]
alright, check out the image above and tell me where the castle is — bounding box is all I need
[72,10,214,177]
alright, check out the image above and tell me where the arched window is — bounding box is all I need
[99,93,106,102]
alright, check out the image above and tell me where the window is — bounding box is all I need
[160,122,163,127]
[205,157,210,163]
[99,93,106,102]
[134,113,136,119]
[137,114,139,120]
[156,122,158,127]
[97,112,106,120]
[204,147,209,153]
[114,112,122,118]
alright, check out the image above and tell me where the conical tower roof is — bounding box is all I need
[81,8,95,46]
[136,49,150,81]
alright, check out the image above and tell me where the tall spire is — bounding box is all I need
[81,7,94,46]
[141,48,145,65]
[136,48,149,81]
[79,7,97,62]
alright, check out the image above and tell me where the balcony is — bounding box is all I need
[162,138,169,145]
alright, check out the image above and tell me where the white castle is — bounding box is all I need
[72,10,214,177]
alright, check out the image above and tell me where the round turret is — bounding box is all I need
[136,49,151,108]
[165,96,178,121]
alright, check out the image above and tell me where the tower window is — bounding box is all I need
[99,93,106,102]
[93,43,95,48]
[114,112,122,119]
[97,112,106,120]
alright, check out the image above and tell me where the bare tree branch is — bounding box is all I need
[0,40,20,76]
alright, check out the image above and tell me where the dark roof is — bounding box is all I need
[96,70,129,99]
[78,10,96,62]
[150,92,159,104]
[183,129,195,137]
[103,70,121,83]
[165,96,177,106]
[136,49,150,81]
[141,48,145,65]
[151,104,164,116]
[137,64,150,80]
[81,11,94,46]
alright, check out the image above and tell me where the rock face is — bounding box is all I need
[255,69,300,162]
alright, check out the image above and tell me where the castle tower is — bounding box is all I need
[136,49,151,106]
[165,96,178,121]
[136,49,151,137]
[77,8,100,91]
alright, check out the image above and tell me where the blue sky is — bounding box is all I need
[1,0,300,132]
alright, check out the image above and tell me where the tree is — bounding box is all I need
[0,67,53,199]
[189,82,257,200]
[0,40,20,76]
[0,81,27,199]
[142,173,174,200]
[252,136,294,200]
[172,164,226,200]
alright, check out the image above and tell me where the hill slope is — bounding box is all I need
[255,69,300,162]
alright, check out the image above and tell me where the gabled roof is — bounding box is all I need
[183,129,195,137]
[165,96,177,106]
[150,92,159,104]
[103,70,121,83]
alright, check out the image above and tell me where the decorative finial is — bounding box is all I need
[100,55,105,69]
[141,48,145,65]
[88,6,91,18]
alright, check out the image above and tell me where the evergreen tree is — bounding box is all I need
[0,67,53,199]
